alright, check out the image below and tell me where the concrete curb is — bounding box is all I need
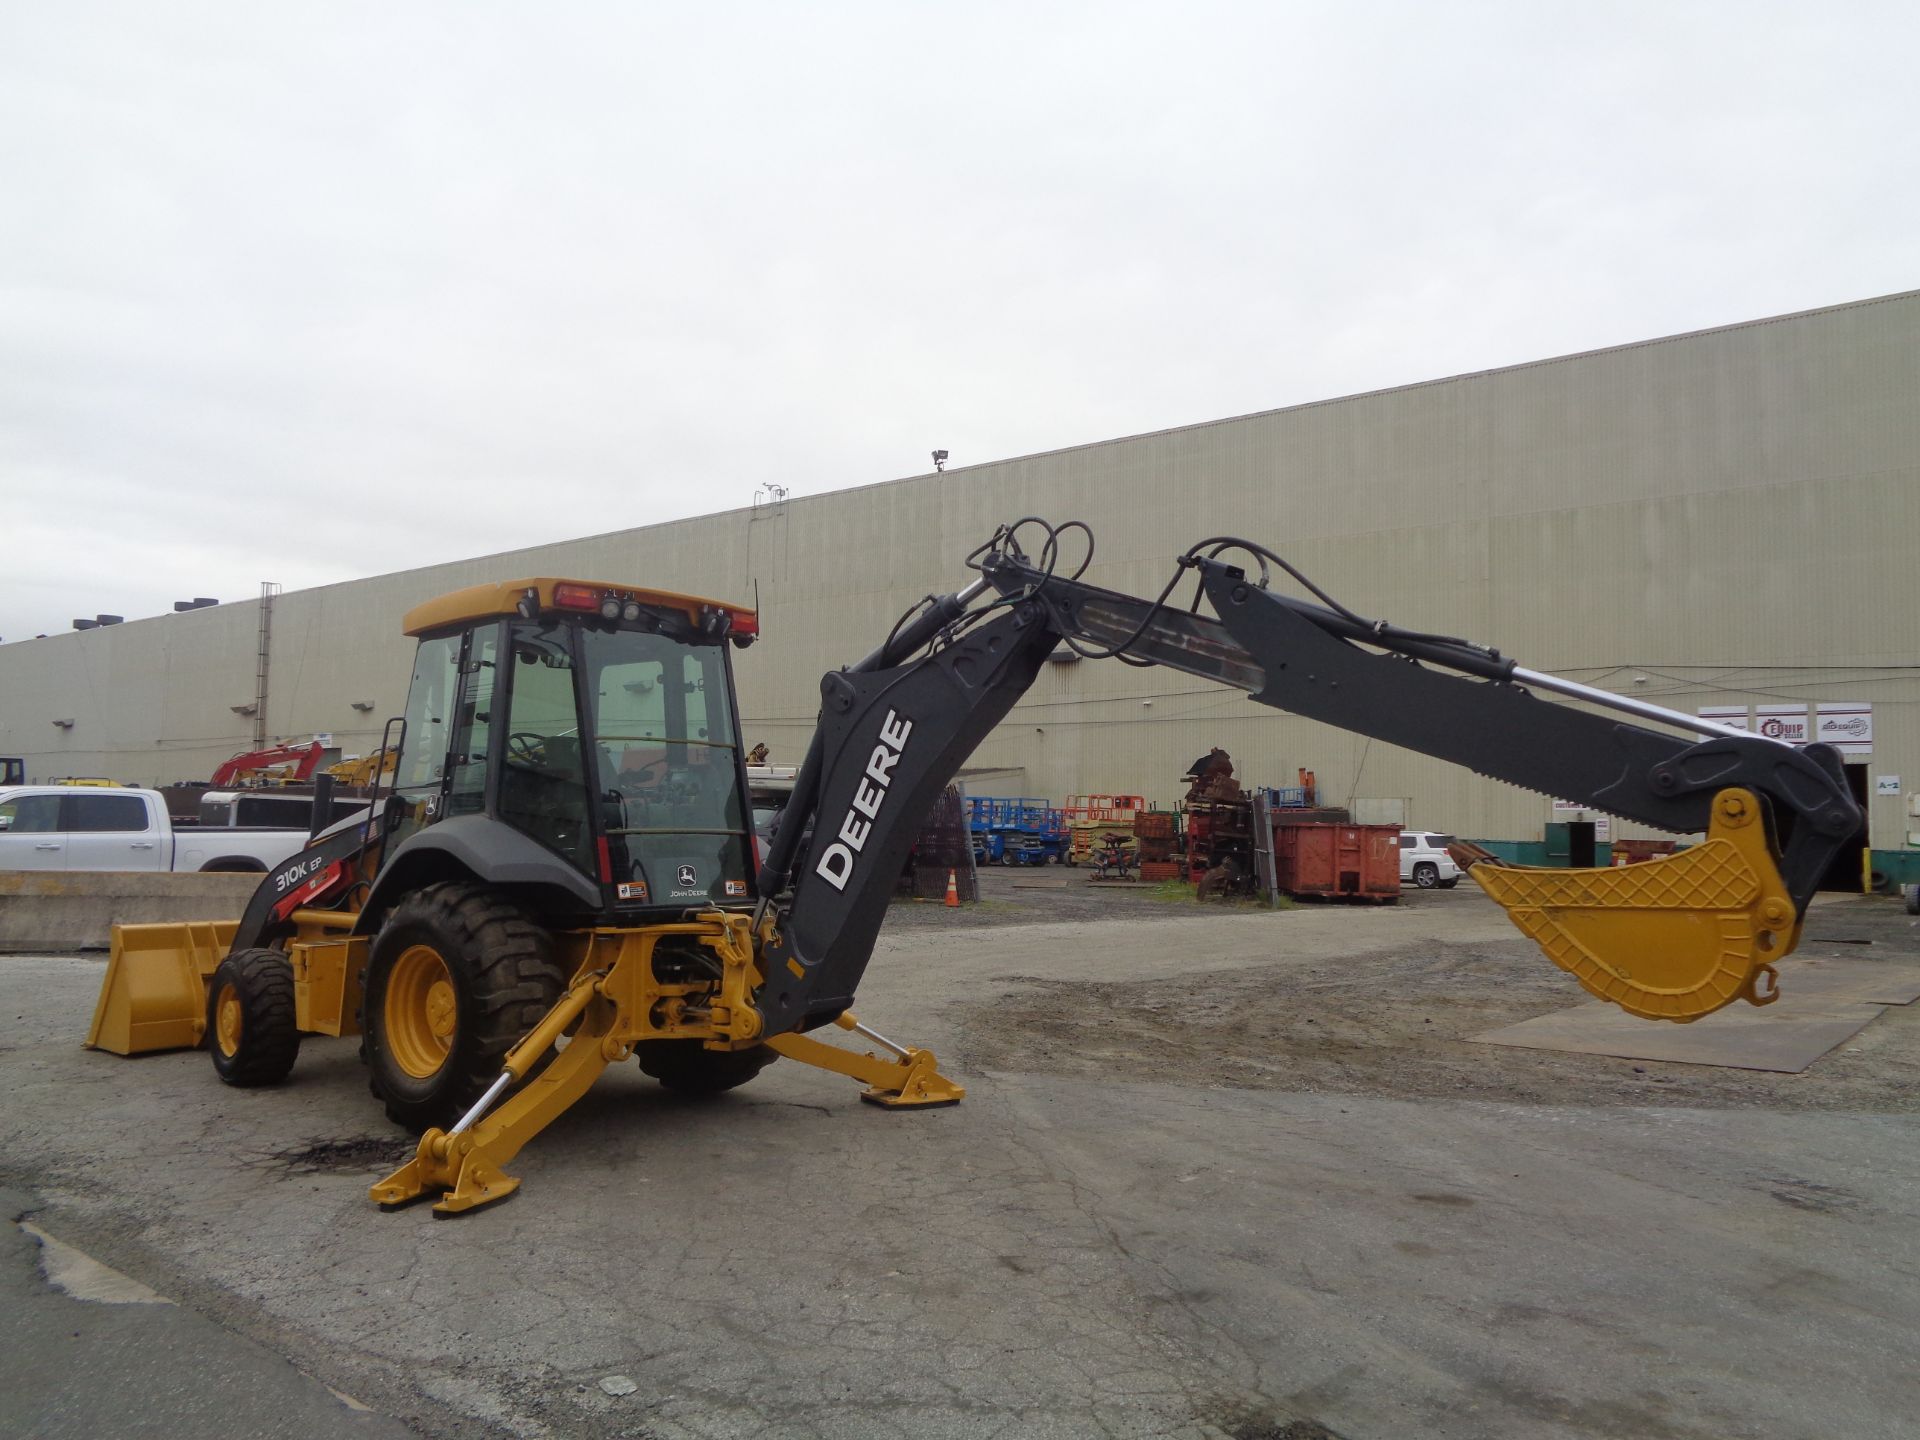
[0,872,258,952]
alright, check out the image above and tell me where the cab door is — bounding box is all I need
[64,792,164,870]
[384,631,467,856]
[0,793,68,870]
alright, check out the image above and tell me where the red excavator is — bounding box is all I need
[208,741,325,789]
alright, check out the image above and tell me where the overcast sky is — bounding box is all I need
[2,1,1915,642]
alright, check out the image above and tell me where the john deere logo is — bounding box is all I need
[676,864,697,888]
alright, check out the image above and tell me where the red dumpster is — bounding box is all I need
[1611,838,1678,866]
[1275,822,1400,902]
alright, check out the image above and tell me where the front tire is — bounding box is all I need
[207,948,300,1086]
[1413,863,1439,889]
[361,883,566,1134]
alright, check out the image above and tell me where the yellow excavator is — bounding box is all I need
[320,750,396,788]
[85,520,1862,1214]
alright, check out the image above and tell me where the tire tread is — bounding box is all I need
[209,947,301,1087]
[361,882,566,1132]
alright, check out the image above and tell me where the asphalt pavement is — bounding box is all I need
[1,883,1916,1439]
[3,1184,414,1438]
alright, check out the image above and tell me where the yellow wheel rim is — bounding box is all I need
[386,944,458,1079]
[214,982,243,1057]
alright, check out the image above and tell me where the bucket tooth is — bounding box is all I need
[1467,788,1797,1022]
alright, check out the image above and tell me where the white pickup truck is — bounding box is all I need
[0,786,313,874]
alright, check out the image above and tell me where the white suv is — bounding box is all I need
[1397,831,1461,889]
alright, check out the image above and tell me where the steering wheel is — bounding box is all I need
[508,732,549,765]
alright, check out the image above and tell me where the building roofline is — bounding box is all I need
[847,286,1920,491]
[12,286,1915,635]
[371,286,1920,588]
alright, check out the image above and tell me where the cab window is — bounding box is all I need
[390,633,462,851]
[447,626,500,818]
[234,795,310,827]
[581,627,747,905]
[68,794,152,833]
[0,794,62,833]
[500,621,592,873]
[396,635,461,795]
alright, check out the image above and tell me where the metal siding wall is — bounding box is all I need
[2,293,1914,851]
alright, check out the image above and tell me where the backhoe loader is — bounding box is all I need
[85,520,1863,1215]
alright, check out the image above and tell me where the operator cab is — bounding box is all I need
[387,577,759,915]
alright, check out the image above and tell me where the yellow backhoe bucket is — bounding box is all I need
[1468,789,1799,1022]
[84,920,239,1055]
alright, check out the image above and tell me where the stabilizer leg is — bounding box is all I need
[768,1012,965,1107]
[371,968,617,1216]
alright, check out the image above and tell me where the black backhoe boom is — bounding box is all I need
[754,521,1861,1035]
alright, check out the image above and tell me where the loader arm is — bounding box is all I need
[756,524,1863,1031]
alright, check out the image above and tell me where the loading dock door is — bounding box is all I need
[1817,763,1871,892]
[1567,821,1597,868]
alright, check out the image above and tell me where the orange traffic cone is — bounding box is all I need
[945,869,960,907]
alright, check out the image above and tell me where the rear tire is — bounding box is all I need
[1905,884,1920,916]
[637,1040,777,1096]
[207,948,300,1086]
[361,882,566,1134]
[1413,863,1439,889]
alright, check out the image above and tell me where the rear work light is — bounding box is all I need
[552,584,601,612]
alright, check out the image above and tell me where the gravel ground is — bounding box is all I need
[887,865,1292,931]
[953,881,1920,1111]
[921,867,1920,1113]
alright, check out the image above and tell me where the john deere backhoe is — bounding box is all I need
[86,520,1863,1214]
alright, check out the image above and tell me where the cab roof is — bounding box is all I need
[403,578,757,638]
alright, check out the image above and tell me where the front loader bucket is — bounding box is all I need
[85,920,238,1055]
[1467,789,1799,1022]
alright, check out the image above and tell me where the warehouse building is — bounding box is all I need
[3,290,1916,879]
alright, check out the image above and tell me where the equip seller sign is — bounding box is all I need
[1754,705,1809,745]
